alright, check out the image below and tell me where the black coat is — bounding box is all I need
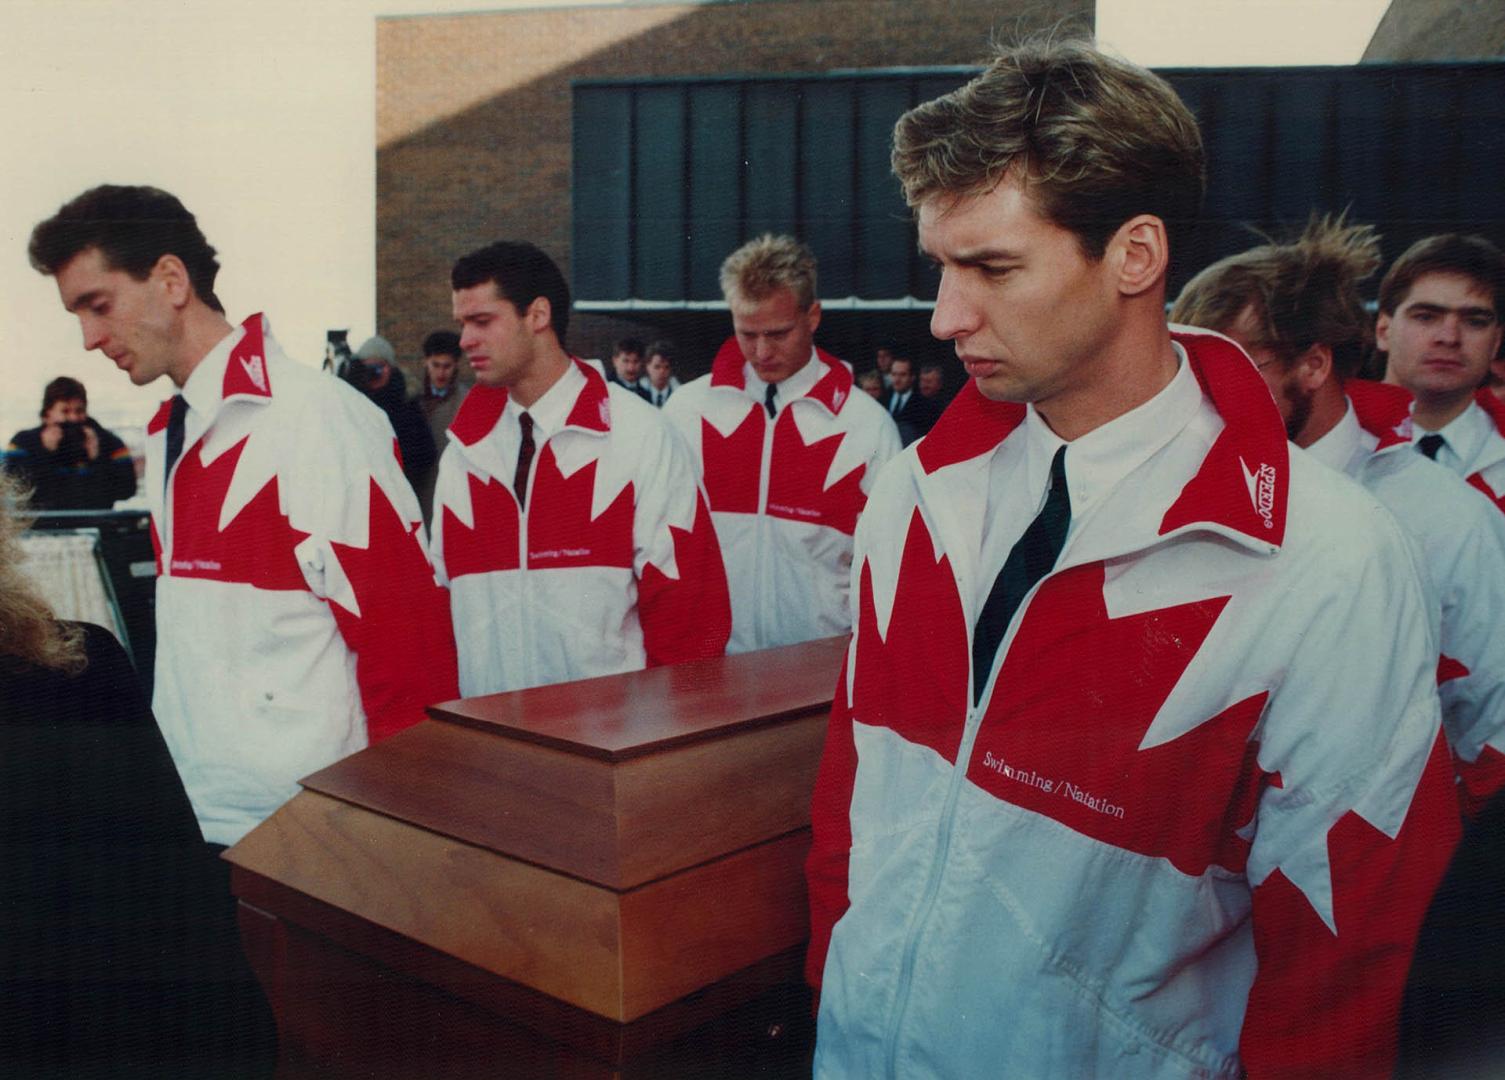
[881,389,944,447]
[3,419,137,510]
[1,623,252,1076]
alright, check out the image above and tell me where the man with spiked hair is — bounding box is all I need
[804,39,1459,1078]
[664,234,898,654]
[1174,215,1505,818]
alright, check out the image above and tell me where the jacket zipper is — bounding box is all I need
[754,404,776,647]
[517,440,539,688]
[878,567,1055,1078]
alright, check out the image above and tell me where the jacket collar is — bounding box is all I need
[448,356,611,448]
[1344,378,1414,451]
[708,337,856,417]
[147,313,274,435]
[917,328,1290,549]
[1476,386,1505,438]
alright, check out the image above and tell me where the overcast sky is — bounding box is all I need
[0,0,1389,445]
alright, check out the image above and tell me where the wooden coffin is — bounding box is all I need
[226,635,847,1077]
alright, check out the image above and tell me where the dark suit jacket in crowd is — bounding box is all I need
[882,389,944,447]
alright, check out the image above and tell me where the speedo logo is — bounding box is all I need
[1239,456,1277,530]
[240,353,268,393]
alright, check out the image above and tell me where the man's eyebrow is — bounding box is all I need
[1405,300,1498,318]
[917,244,1022,266]
[64,289,104,314]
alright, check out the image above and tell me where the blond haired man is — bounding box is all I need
[805,40,1458,1078]
[663,234,898,653]
[1174,216,1505,819]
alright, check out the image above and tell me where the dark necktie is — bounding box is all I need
[971,446,1071,706]
[765,382,778,419]
[891,392,904,416]
[1416,433,1446,460]
[163,394,189,498]
[514,412,536,510]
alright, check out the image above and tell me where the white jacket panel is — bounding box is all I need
[664,340,899,653]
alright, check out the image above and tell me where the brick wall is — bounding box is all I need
[376,0,1090,380]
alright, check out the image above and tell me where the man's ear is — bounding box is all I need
[525,295,552,333]
[1112,215,1168,298]
[805,300,822,336]
[152,254,193,309]
[1293,343,1333,391]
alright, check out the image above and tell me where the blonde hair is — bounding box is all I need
[0,472,87,673]
[1172,213,1381,379]
[719,234,818,309]
[892,36,1204,260]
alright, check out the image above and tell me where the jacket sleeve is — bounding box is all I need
[805,646,857,990]
[92,424,139,506]
[1436,496,1505,817]
[861,406,902,495]
[1239,519,1461,1078]
[291,394,459,744]
[634,419,731,665]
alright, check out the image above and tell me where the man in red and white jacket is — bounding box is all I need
[29,184,458,848]
[1380,233,1505,513]
[807,44,1460,1079]
[1174,216,1505,819]
[664,235,899,654]
[434,241,729,695]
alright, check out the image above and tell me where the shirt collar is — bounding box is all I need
[920,328,1291,549]
[1018,342,1201,514]
[1305,398,1375,474]
[742,346,821,405]
[506,356,584,444]
[1415,398,1491,466]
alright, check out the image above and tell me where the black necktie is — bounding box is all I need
[1416,433,1446,460]
[972,446,1071,706]
[163,394,189,498]
[514,412,536,510]
[891,392,904,416]
[765,382,778,419]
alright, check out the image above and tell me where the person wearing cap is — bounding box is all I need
[349,333,437,494]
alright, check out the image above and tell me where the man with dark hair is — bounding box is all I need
[880,355,942,445]
[434,240,730,694]
[4,375,136,509]
[664,233,899,654]
[872,342,898,389]
[642,339,679,407]
[414,329,468,525]
[1174,214,1505,819]
[1379,233,1505,515]
[29,184,458,847]
[606,336,651,401]
[806,40,1458,1078]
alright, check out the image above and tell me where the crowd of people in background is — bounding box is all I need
[7,32,1505,1080]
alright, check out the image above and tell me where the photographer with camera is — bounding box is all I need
[4,376,136,509]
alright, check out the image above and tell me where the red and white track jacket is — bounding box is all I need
[1461,389,1505,514]
[806,330,1460,1079]
[148,315,457,846]
[430,359,730,695]
[1342,381,1505,817]
[663,341,899,653]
